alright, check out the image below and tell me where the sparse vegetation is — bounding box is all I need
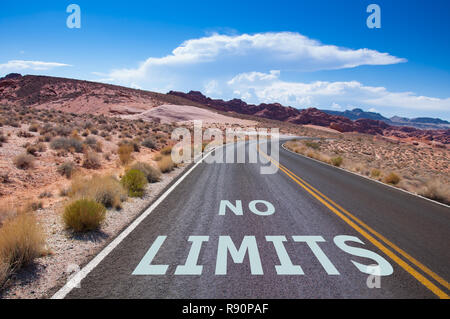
[371,169,381,178]
[142,137,157,149]
[157,155,176,173]
[63,199,106,232]
[50,137,83,153]
[383,172,401,185]
[13,153,35,170]
[121,169,147,197]
[160,145,172,155]
[331,156,343,167]
[0,212,46,288]
[130,162,161,183]
[57,161,76,178]
[82,151,101,169]
[68,175,127,210]
[118,144,133,165]
[419,180,450,205]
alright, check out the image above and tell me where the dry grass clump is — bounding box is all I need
[82,151,101,169]
[371,169,381,178]
[304,140,320,150]
[69,175,127,209]
[0,211,46,288]
[383,172,401,185]
[118,144,134,165]
[330,156,343,167]
[50,137,83,153]
[141,137,157,150]
[157,155,176,173]
[130,162,161,183]
[57,161,76,178]
[419,180,450,205]
[160,145,173,155]
[121,169,148,197]
[13,153,35,170]
[63,199,106,232]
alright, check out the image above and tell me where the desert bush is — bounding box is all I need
[69,175,126,209]
[26,145,38,156]
[384,172,401,185]
[157,155,175,173]
[39,191,52,199]
[153,153,163,161]
[304,141,320,150]
[121,169,147,197]
[131,162,161,183]
[13,153,35,170]
[17,130,33,138]
[82,151,101,169]
[0,132,7,144]
[50,137,83,153]
[142,137,157,149]
[371,169,381,178]
[118,144,133,165]
[28,123,40,132]
[0,212,46,288]
[57,161,76,178]
[119,139,140,152]
[84,136,97,146]
[63,199,106,232]
[330,156,343,167]
[160,145,172,155]
[419,180,450,205]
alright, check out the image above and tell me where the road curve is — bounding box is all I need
[61,140,449,299]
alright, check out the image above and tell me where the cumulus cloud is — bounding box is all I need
[227,70,450,112]
[0,60,71,72]
[102,32,405,88]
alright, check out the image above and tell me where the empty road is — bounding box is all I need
[56,139,450,299]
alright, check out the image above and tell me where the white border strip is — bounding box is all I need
[52,149,216,299]
[282,143,450,209]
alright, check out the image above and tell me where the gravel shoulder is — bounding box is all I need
[0,164,189,299]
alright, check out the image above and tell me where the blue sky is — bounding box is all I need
[0,0,449,119]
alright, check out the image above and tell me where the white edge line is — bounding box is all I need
[51,148,217,299]
[281,142,450,209]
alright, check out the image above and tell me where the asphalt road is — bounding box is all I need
[60,139,450,299]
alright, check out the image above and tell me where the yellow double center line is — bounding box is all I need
[258,147,449,299]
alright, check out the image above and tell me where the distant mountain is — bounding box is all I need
[0,73,204,115]
[170,91,449,144]
[323,108,450,130]
[0,74,447,144]
[323,108,389,122]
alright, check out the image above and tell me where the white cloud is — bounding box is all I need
[101,32,405,88]
[0,60,71,72]
[227,70,450,112]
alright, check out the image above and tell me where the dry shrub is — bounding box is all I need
[0,212,46,288]
[82,151,101,169]
[57,161,76,178]
[13,153,35,170]
[121,169,147,197]
[63,199,106,232]
[130,162,161,183]
[384,172,401,185]
[50,137,83,153]
[157,155,175,173]
[142,137,157,149]
[160,145,172,155]
[153,153,163,161]
[69,175,126,209]
[419,180,450,205]
[371,169,381,178]
[118,144,133,165]
[331,156,343,167]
